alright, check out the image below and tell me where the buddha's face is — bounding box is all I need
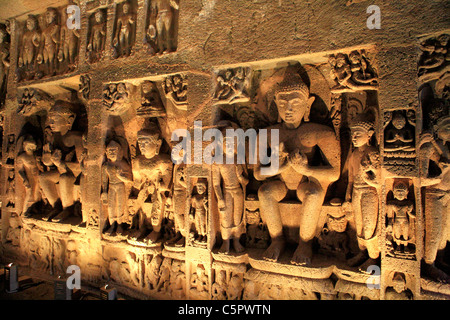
[328,55,336,67]
[123,3,130,14]
[95,11,103,23]
[117,84,126,94]
[24,140,37,153]
[142,82,152,93]
[393,185,408,201]
[46,10,56,25]
[351,127,371,148]
[275,91,310,128]
[327,215,347,233]
[48,113,73,133]
[106,143,120,162]
[393,279,406,294]
[26,18,36,31]
[336,55,346,67]
[392,114,406,130]
[349,53,361,65]
[196,182,206,195]
[138,135,160,158]
[222,137,235,157]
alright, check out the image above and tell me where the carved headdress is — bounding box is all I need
[274,68,310,99]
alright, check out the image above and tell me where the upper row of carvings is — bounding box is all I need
[7,0,179,82]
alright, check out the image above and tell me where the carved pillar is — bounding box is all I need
[105,2,116,61]
[77,0,88,67]
[134,0,146,52]
[377,44,423,300]
[84,73,106,236]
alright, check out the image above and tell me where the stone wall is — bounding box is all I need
[0,0,449,300]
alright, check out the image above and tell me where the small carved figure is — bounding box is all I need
[138,81,165,116]
[103,83,117,108]
[163,74,187,108]
[190,264,209,298]
[87,10,106,62]
[16,135,43,215]
[156,258,172,292]
[211,270,227,300]
[6,169,15,208]
[0,26,10,100]
[418,34,450,82]
[101,139,133,235]
[113,1,135,57]
[169,260,185,298]
[37,8,60,76]
[245,204,270,249]
[103,83,130,114]
[384,273,413,300]
[318,207,349,259]
[58,9,80,71]
[329,52,378,93]
[212,133,248,254]
[214,67,250,103]
[6,133,15,165]
[112,83,129,113]
[79,75,90,100]
[384,111,415,153]
[348,50,378,86]
[166,164,187,246]
[386,181,415,253]
[189,178,208,243]
[344,118,380,268]
[146,255,162,291]
[18,15,41,75]
[149,0,179,54]
[227,274,244,300]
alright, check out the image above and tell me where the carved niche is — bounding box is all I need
[87,8,107,63]
[112,0,137,59]
[17,6,81,81]
[103,82,132,115]
[145,0,180,55]
[0,22,10,108]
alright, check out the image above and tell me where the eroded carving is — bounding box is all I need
[87,9,107,62]
[329,51,378,93]
[146,0,179,54]
[163,74,187,109]
[113,1,136,58]
[188,178,208,246]
[102,138,133,235]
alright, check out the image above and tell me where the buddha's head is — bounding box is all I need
[274,70,315,129]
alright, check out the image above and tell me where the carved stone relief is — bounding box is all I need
[145,0,179,55]
[17,6,81,81]
[0,2,449,301]
[87,8,107,63]
[112,1,137,59]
